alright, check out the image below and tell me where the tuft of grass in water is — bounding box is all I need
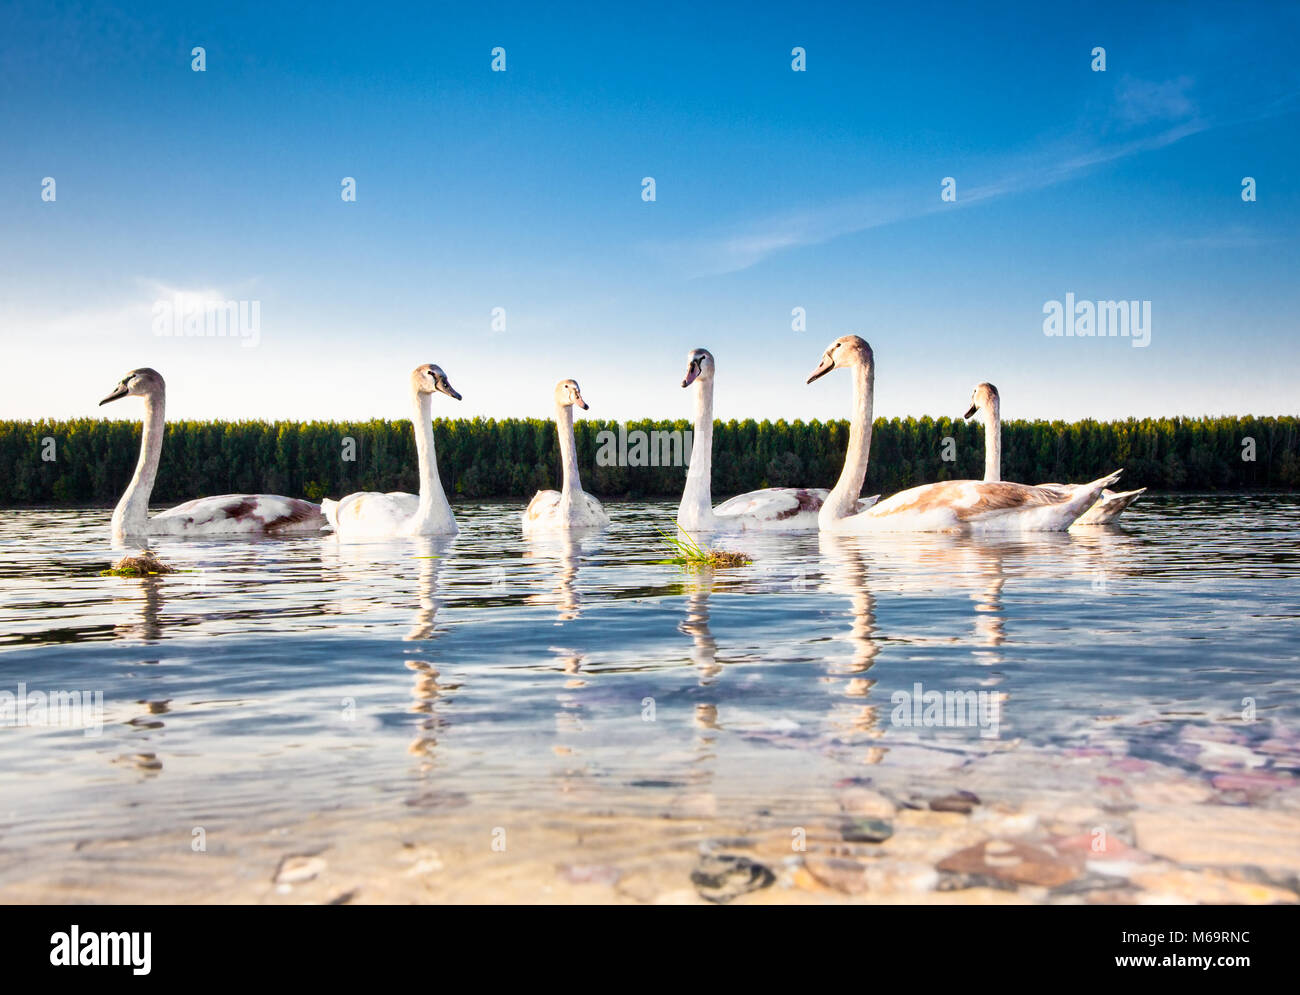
[101,551,177,577]
[654,527,752,569]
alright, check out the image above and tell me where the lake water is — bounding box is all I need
[2,495,1299,904]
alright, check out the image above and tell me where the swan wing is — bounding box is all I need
[331,491,419,536]
[522,489,562,528]
[581,492,611,526]
[151,494,325,535]
[1073,487,1146,525]
[846,471,1123,532]
[714,487,829,522]
[523,490,608,529]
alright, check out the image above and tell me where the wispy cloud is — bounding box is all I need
[1114,75,1197,127]
[1155,226,1280,251]
[1,278,256,343]
[657,81,1297,279]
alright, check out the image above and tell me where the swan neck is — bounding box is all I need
[983,399,1001,482]
[679,378,714,523]
[412,389,451,522]
[822,363,873,523]
[113,391,164,537]
[556,401,582,497]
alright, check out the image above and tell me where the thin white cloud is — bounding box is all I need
[1114,75,1197,127]
[658,82,1299,278]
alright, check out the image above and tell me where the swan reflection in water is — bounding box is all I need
[811,528,1140,759]
[321,534,457,767]
[106,539,215,776]
[521,530,603,794]
[110,570,165,643]
[523,530,599,622]
[817,533,885,759]
[679,572,723,684]
[403,536,456,767]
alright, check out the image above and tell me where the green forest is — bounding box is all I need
[2,415,1297,506]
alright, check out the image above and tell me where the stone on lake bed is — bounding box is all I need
[558,863,621,886]
[930,791,980,814]
[803,856,871,895]
[841,818,894,843]
[1051,833,1149,862]
[937,840,1082,888]
[1212,771,1293,793]
[690,854,776,904]
[274,855,326,885]
[838,787,896,818]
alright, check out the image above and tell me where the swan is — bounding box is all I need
[99,368,325,541]
[807,336,1125,533]
[963,382,1145,525]
[323,364,462,538]
[522,379,610,531]
[677,348,877,532]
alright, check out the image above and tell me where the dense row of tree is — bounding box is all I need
[1,415,1296,506]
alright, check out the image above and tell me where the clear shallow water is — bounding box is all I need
[1,496,1298,898]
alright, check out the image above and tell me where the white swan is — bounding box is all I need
[99,368,325,541]
[807,337,1124,533]
[324,364,461,538]
[963,382,1145,525]
[522,379,610,531]
[677,348,877,532]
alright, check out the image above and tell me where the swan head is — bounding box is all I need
[554,379,589,410]
[100,368,164,406]
[963,382,999,420]
[681,348,715,388]
[806,336,872,384]
[412,364,462,400]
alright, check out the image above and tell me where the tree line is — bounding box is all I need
[1,415,1297,506]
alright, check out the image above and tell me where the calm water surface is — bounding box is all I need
[1,496,1298,868]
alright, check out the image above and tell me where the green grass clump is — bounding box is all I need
[101,552,176,577]
[655,527,752,569]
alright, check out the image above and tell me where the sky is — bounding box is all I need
[1,0,1297,425]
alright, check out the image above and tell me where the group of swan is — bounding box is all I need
[98,335,1136,542]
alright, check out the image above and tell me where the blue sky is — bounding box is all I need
[2,0,1297,424]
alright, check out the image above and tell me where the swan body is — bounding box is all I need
[676,348,876,532]
[523,379,610,531]
[99,368,325,541]
[807,337,1124,534]
[964,381,1145,525]
[327,364,462,538]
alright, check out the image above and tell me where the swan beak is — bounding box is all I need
[682,364,700,388]
[577,399,589,410]
[806,356,835,384]
[436,380,462,401]
[99,384,129,406]
[963,404,977,419]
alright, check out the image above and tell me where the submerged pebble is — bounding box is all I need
[690,854,775,904]
[930,791,980,814]
[274,855,326,885]
[841,818,894,843]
